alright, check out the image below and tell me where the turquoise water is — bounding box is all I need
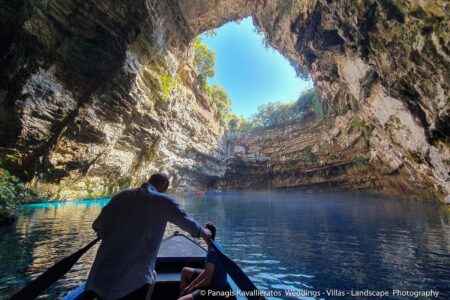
[0,192,449,299]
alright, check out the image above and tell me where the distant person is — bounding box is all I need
[83,172,212,300]
[179,222,228,300]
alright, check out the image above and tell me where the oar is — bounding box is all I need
[208,238,265,300]
[10,238,100,300]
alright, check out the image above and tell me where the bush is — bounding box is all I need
[350,116,364,129]
[159,73,176,101]
[303,148,314,161]
[352,156,367,169]
[0,170,34,216]
[350,116,373,142]
[0,159,37,218]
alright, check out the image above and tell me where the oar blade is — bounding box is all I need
[210,240,263,300]
[10,238,99,300]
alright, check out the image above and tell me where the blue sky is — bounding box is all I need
[201,17,312,118]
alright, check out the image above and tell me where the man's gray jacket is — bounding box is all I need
[85,183,202,299]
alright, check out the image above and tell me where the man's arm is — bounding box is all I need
[165,197,203,238]
[92,195,117,237]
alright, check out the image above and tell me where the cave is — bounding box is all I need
[0,0,449,201]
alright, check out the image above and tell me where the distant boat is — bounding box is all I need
[63,233,240,299]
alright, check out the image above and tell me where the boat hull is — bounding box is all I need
[63,233,238,300]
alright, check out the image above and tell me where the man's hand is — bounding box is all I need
[200,227,212,241]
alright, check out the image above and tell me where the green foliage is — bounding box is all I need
[289,59,311,81]
[193,37,235,125]
[6,154,18,162]
[294,88,324,120]
[350,116,364,129]
[203,29,217,37]
[207,84,231,112]
[233,89,322,131]
[350,116,373,142]
[177,73,183,87]
[227,113,245,131]
[194,37,215,83]
[0,164,37,216]
[252,101,297,127]
[207,84,234,124]
[303,148,314,161]
[352,156,367,169]
[192,36,320,132]
[253,26,270,48]
[227,112,253,131]
[159,73,176,101]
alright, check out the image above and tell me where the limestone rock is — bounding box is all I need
[0,0,448,200]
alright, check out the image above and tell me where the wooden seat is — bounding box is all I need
[155,272,181,283]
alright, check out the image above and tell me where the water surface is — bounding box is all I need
[0,192,449,299]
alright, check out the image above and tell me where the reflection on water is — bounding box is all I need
[0,192,449,299]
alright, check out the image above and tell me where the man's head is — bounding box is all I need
[148,172,170,193]
[205,222,216,240]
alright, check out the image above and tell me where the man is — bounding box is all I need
[84,172,212,299]
[178,222,227,300]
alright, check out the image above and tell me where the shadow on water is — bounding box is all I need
[0,192,449,299]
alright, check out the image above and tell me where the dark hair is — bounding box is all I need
[148,172,169,186]
[205,222,216,240]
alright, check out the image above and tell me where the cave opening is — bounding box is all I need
[1,1,450,297]
[195,17,323,132]
[0,0,446,200]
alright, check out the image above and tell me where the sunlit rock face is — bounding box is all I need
[180,0,449,199]
[224,115,378,192]
[0,0,448,200]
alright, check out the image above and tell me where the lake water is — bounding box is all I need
[0,192,449,299]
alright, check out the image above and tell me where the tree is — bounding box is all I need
[192,36,323,130]
[194,37,215,83]
[240,89,322,130]
[251,101,297,127]
[227,113,253,131]
[193,37,236,125]
[207,84,233,124]
[294,88,323,119]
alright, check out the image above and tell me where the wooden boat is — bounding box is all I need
[63,233,239,300]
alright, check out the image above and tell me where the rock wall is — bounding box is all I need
[224,113,442,198]
[0,0,449,200]
[180,0,450,200]
[0,0,226,199]
[224,115,376,191]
